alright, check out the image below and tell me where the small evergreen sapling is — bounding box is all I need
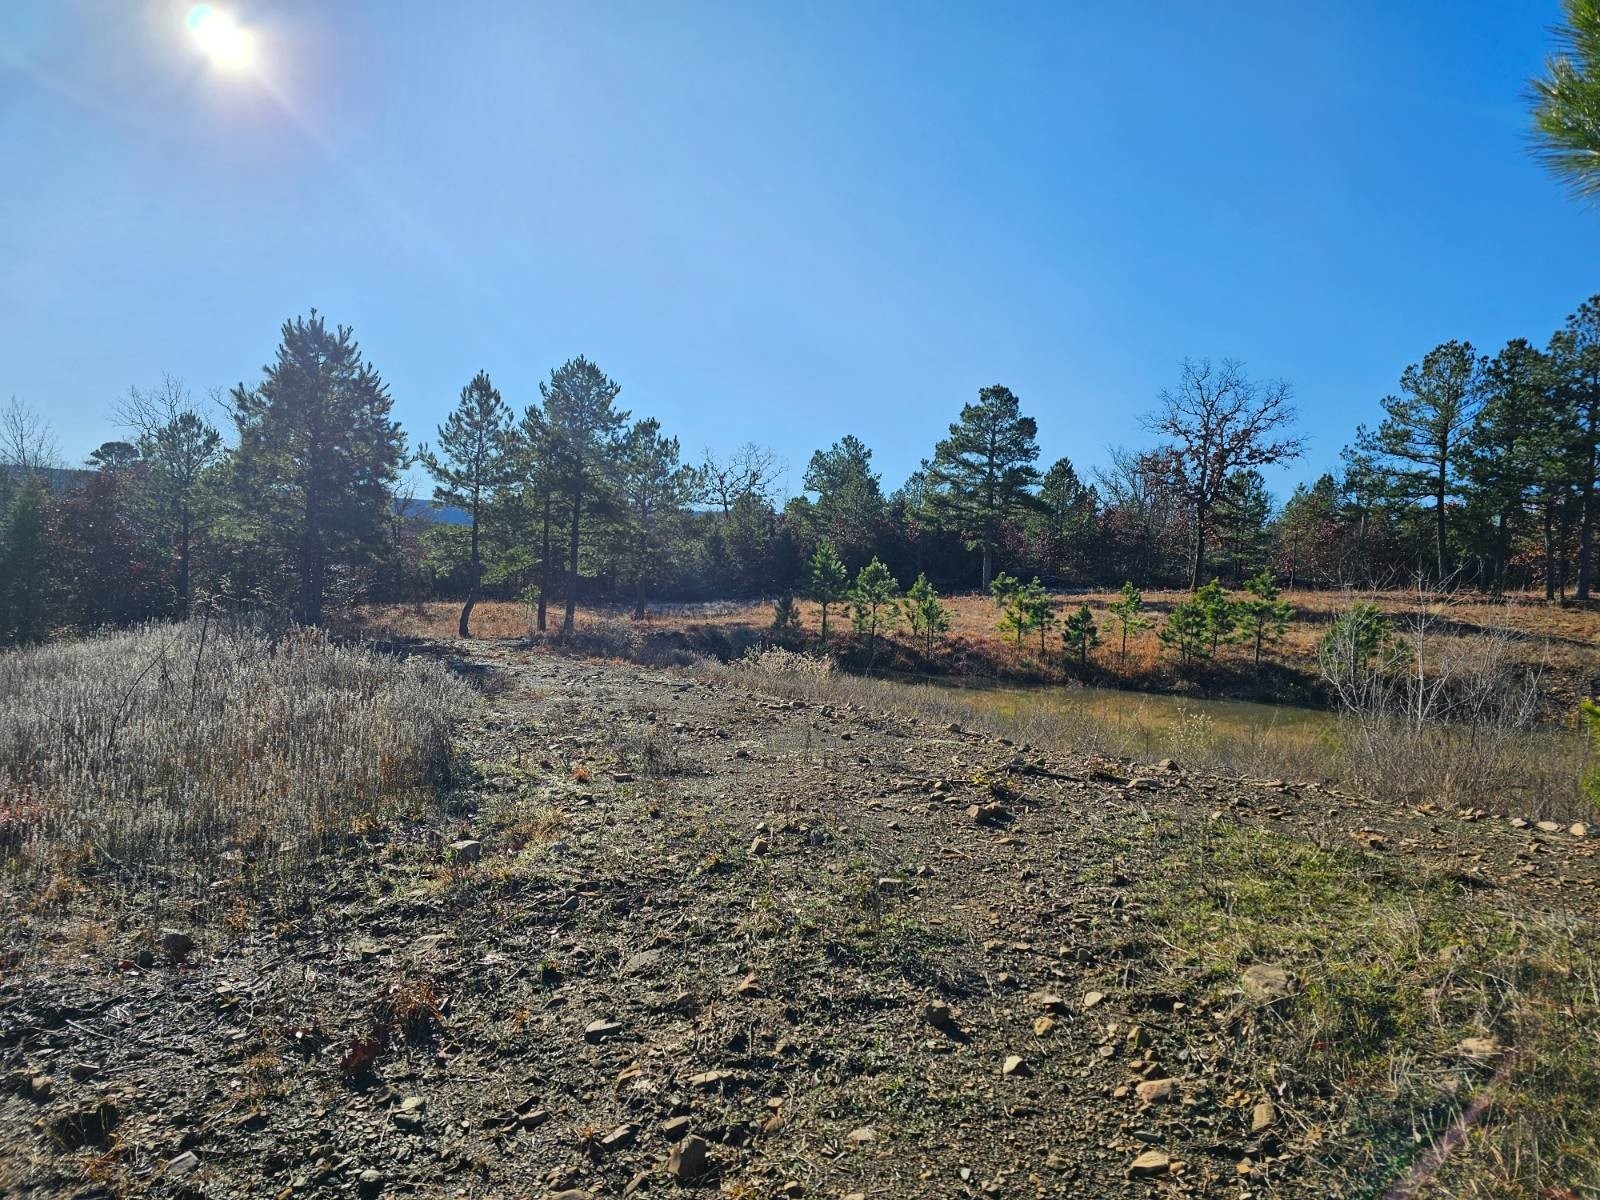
[1106,581,1151,664]
[902,573,950,662]
[805,541,850,648]
[1062,603,1101,667]
[849,557,901,664]
[1236,568,1292,667]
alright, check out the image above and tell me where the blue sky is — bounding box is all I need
[3,1,1597,502]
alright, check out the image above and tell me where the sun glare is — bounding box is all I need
[186,4,255,72]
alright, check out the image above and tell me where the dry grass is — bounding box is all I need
[1149,823,1600,1198]
[355,589,1596,702]
[0,618,471,896]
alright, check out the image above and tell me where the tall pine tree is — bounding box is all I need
[419,371,515,637]
[927,385,1041,590]
[228,312,404,624]
[541,356,628,635]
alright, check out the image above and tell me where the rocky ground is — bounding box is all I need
[2,640,1597,1198]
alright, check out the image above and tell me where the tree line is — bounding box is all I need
[5,296,1600,647]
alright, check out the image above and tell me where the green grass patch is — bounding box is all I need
[1143,823,1600,1197]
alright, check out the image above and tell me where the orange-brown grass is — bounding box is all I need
[354,589,1596,706]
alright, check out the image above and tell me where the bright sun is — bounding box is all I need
[186,5,255,72]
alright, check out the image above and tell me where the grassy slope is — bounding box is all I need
[355,588,1598,710]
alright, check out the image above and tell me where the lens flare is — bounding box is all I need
[186,5,254,71]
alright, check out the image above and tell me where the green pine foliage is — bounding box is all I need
[771,592,802,639]
[805,541,850,648]
[1106,581,1151,664]
[1236,569,1293,667]
[1531,0,1600,200]
[1062,603,1100,667]
[848,557,901,663]
[227,311,405,625]
[902,572,950,662]
[926,386,1040,590]
[418,371,515,637]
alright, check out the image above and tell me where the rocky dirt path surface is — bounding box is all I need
[2,642,1596,1199]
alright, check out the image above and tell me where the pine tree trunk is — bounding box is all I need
[1545,502,1557,601]
[1578,435,1598,602]
[563,486,582,635]
[1435,462,1448,584]
[176,505,192,619]
[981,546,992,592]
[459,509,480,638]
[537,490,551,631]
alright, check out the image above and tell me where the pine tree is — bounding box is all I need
[1028,456,1096,579]
[798,436,885,570]
[1159,593,1212,667]
[1106,581,1151,664]
[1212,469,1273,583]
[613,418,697,618]
[1062,603,1100,667]
[990,572,1029,645]
[1550,298,1600,600]
[902,572,950,662]
[513,400,564,631]
[805,541,850,648]
[0,478,56,644]
[541,357,628,634]
[1358,340,1481,582]
[927,386,1041,589]
[1195,578,1237,657]
[849,557,901,664]
[228,312,404,624]
[419,371,515,637]
[1236,569,1292,668]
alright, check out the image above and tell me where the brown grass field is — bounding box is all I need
[354,587,1599,712]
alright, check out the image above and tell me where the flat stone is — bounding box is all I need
[448,838,482,862]
[167,1151,200,1177]
[1082,990,1105,1010]
[1135,1078,1175,1105]
[1251,1100,1277,1132]
[1241,964,1292,1003]
[1002,1054,1029,1076]
[584,1018,624,1043]
[1032,1016,1056,1038]
[846,1126,877,1144]
[1537,820,1563,833]
[668,1134,709,1180]
[1127,1150,1170,1178]
[600,1123,635,1151]
[620,949,666,975]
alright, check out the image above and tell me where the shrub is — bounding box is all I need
[0,618,470,876]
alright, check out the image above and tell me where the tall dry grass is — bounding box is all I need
[0,618,471,879]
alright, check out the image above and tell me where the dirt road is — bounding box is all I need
[3,642,1595,1198]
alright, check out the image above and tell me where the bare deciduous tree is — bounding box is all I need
[1142,358,1303,589]
[699,443,784,515]
[0,397,61,472]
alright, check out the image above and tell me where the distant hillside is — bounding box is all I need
[1,464,90,494]
[395,497,469,526]
[4,467,469,529]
